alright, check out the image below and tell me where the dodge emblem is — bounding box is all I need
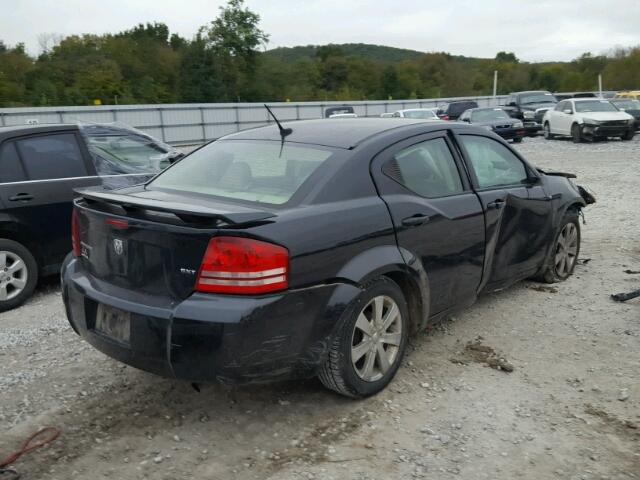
[113,238,124,256]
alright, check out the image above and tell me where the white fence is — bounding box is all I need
[0,96,509,145]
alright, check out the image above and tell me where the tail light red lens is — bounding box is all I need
[71,209,81,257]
[442,115,450,121]
[196,237,289,294]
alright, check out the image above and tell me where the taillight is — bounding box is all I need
[442,115,450,121]
[196,237,289,294]
[71,209,81,257]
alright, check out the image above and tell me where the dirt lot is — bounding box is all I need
[1,136,639,480]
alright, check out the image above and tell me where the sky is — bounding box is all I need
[3,0,639,62]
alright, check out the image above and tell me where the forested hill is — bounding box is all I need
[264,43,426,63]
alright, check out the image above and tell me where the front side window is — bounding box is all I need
[384,137,463,198]
[16,134,87,181]
[459,135,528,189]
[149,140,334,205]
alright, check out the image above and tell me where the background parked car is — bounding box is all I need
[324,106,356,118]
[458,107,525,142]
[379,112,395,118]
[391,108,441,120]
[502,91,558,136]
[0,122,180,311]
[611,98,640,130]
[436,101,478,120]
[542,98,635,142]
[615,91,640,100]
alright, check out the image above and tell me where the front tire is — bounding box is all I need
[539,212,581,283]
[0,239,38,312]
[512,137,523,143]
[571,124,583,143]
[318,277,409,398]
[621,128,635,141]
[543,122,554,140]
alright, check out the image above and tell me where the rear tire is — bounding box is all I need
[621,128,635,141]
[0,239,38,312]
[318,277,409,398]
[543,122,554,140]
[571,124,583,143]
[538,211,581,284]
[512,137,523,143]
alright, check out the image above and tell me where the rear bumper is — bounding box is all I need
[62,256,361,384]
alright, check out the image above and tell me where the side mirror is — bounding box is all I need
[523,176,540,186]
[563,109,573,114]
[462,118,471,123]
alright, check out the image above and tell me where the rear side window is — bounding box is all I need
[459,135,528,189]
[149,140,334,205]
[16,134,87,180]
[385,137,464,198]
[0,142,27,183]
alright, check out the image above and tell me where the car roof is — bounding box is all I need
[0,123,79,138]
[511,90,552,95]
[467,107,505,111]
[400,108,436,112]
[569,98,610,102]
[223,118,439,149]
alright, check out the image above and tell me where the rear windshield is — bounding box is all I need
[403,110,438,119]
[471,109,510,122]
[148,140,334,205]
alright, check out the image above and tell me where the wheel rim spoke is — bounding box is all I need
[0,285,7,301]
[0,253,6,269]
[373,297,384,328]
[381,302,399,331]
[8,259,25,275]
[376,343,391,374]
[380,332,401,346]
[362,350,376,380]
[351,341,370,364]
[355,313,373,337]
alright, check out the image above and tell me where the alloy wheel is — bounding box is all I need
[351,295,402,382]
[0,251,29,301]
[554,223,578,277]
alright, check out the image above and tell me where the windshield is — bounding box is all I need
[520,93,557,104]
[403,110,438,119]
[574,100,618,113]
[148,140,334,205]
[612,99,640,110]
[471,109,510,122]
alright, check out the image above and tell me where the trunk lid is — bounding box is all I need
[74,187,276,301]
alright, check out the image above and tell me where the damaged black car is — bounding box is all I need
[61,118,594,397]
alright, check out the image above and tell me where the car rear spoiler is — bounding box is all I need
[75,188,276,226]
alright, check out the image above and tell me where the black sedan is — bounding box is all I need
[611,98,640,130]
[458,107,526,142]
[62,118,594,397]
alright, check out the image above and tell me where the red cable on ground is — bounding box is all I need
[0,427,61,468]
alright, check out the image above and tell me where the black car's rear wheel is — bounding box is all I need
[571,124,583,143]
[0,239,38,312]
[538,212,581,283]
[318,277,409,397]
[512,137,523,143]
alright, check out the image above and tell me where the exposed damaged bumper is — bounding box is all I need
[62,256,360,384]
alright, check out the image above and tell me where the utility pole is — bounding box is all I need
[493,70,498,98]
[598,74,603,98]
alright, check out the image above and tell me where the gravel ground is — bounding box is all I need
[1,136,639,480]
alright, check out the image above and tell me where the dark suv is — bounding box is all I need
[0,123,181,311]
[502,91,558,136]
[436,101,479,121]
